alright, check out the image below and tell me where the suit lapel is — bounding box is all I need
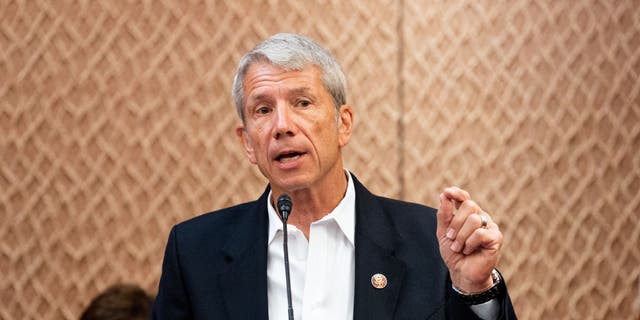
[352,176,406,320]
[218,188,270,320]
[215,177,410,320]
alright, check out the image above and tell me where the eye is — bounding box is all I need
[297,99,311,107]
[255,106,271,114]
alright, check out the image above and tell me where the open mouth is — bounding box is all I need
[275,151,304,163]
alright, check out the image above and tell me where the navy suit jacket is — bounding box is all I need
[152,175,517,319]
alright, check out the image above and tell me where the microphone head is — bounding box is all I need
[277,194,292,221]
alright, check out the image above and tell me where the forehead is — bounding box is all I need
[242,63,324,98]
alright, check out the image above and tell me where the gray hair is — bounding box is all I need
[232,33,347,122]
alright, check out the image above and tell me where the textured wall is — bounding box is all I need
[2,1,639,319]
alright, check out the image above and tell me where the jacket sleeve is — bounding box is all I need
[446,274,518,320]
[152,226,193,319]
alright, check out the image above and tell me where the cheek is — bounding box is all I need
[314,127,341,153]
[251,132,270,159]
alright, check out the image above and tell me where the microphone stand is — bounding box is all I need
[278,194,294,320]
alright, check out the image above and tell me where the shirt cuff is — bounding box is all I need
[469,298,499,320]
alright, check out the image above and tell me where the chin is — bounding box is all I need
[271,174,314,192]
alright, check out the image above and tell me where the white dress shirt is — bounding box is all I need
[266,171,497,320]
[267,172,356,320]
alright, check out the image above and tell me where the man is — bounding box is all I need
[152,33,517,319]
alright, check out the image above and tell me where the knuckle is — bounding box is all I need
[462,199,478,211]
[468,213,482,225]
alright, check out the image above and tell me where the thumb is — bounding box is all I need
[436,192,453,240]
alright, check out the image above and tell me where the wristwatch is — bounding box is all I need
[452,269,502,305]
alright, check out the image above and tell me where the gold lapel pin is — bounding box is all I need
[371,273,387,289]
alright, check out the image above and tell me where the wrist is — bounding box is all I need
[452,269,502,305]
[453,272,495,294]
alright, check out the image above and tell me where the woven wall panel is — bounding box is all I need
[1,0,639,319]
[402,1,640,319]
[0,0,399,319]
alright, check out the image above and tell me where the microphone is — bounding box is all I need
[278,194,292,222]
[277,194,294,320]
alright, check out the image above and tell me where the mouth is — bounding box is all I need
[275,151,305,163]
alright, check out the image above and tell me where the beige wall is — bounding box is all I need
[2,1,639,319]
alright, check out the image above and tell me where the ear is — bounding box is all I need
[236,124,257,164]
[337,104,354,147]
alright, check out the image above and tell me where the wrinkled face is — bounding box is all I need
[236,62,353,194]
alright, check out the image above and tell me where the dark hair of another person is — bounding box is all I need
[80,284,153,320]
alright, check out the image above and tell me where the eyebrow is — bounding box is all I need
[248,87,315,103]
[247,93,273,104]
[288,87,314,97]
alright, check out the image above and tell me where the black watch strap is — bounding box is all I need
[452,269,503,305]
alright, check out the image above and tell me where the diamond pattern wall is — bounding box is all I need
[1,1,639,319]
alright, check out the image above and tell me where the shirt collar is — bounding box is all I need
[267,170,356,246]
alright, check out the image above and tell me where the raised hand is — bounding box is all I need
[436,187,503,293]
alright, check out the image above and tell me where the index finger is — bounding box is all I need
[443,187,471,209]
[436,192,454,239]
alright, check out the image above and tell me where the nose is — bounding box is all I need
[273,105,295,139]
